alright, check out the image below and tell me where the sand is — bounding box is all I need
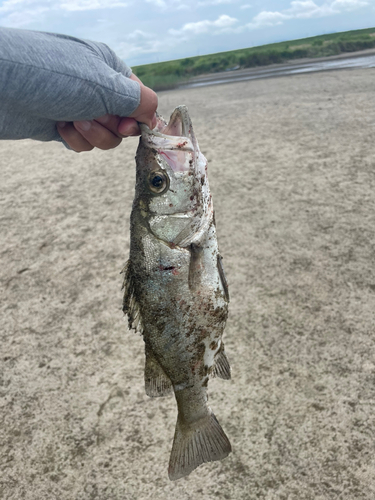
[1,68,375,500]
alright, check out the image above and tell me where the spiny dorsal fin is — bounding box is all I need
[121,260,143,335]
[145,346,173,397]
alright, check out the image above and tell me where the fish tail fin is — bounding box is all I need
[168,411,231,481]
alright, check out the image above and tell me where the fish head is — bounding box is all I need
[134,105,212,248]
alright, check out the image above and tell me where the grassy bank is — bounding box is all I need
[133,27,375,90]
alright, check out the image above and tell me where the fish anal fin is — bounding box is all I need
[168,411,231,481]
[121,260,143,335]
[145,347,173,398]
[211,345,231,380]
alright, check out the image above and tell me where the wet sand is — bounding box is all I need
[1,68,375,499]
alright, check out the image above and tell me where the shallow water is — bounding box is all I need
[180,53,375,89]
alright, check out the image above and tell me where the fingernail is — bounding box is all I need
[57,121,66,128]
[75,120,92,131]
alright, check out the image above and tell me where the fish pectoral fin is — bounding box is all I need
[168,411,232,481]
[188,243,204,292]
[212,346,231,380]
[145,348,173,398]
[121,260,143,335]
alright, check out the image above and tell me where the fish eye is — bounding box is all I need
[147,170,170,196]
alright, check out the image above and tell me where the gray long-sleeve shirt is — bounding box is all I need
[0,27,141,142]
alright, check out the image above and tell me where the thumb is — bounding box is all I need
[128,76,158,129]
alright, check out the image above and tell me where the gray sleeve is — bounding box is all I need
[0,27,141,142]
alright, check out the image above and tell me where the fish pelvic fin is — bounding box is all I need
[217,254,230,303]
[121,260,143,335]
[145,347,173,397]
[168,411,232,481]
[212,346,231,380]
[188,243,204,293]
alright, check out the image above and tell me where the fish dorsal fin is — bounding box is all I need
[121,260,143,335]
[145,346,173,397]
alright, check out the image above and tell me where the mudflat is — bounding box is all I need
[1,68,375,499]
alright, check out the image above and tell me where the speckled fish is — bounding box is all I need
[122,105,231,480]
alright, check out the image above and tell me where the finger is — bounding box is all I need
[117,117,141,137]
[130,73,142,85]
[57,122,94,152]
[94,114,122,137]
[74,120,122,150]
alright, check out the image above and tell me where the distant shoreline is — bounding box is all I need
[174,49,375,90]
[134,27,375,91]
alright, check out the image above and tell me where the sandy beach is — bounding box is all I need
[1,67,375,499]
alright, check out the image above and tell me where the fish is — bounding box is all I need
[122,105,231,480]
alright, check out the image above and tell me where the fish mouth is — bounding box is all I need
[140,105,198,155]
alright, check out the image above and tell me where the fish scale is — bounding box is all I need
[122,105,231,480]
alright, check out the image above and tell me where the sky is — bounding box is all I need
[0,0,374,66]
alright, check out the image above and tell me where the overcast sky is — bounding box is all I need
[0,0,374,66]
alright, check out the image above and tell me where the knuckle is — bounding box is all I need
[94,133,121,150]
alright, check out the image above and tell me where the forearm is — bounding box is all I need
[0,27,141,142]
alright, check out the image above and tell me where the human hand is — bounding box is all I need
[57,75,158,152]
[0,28,158,147]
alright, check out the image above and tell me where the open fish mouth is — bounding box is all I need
[140,105,197,151]
[140,105,200,174]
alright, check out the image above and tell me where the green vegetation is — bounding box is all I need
[133,27,375,91]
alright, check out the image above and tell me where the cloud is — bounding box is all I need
[331,0,368,9]
[287,0,336,18]
[0,0,47,13]
[60,0,128,11]
[0,0,53,26]
[145,0,189,9]
[213,13,238,27]
[125,29,153,40]
[145,0,167,7]
[198,0,235,5]
[116,33,188,60]
[169,14,238,35]
[240,3,252,8]
[248,11,290,28]
[246,0,369,30]
[0,8,49,26]
[0,0,129,25]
